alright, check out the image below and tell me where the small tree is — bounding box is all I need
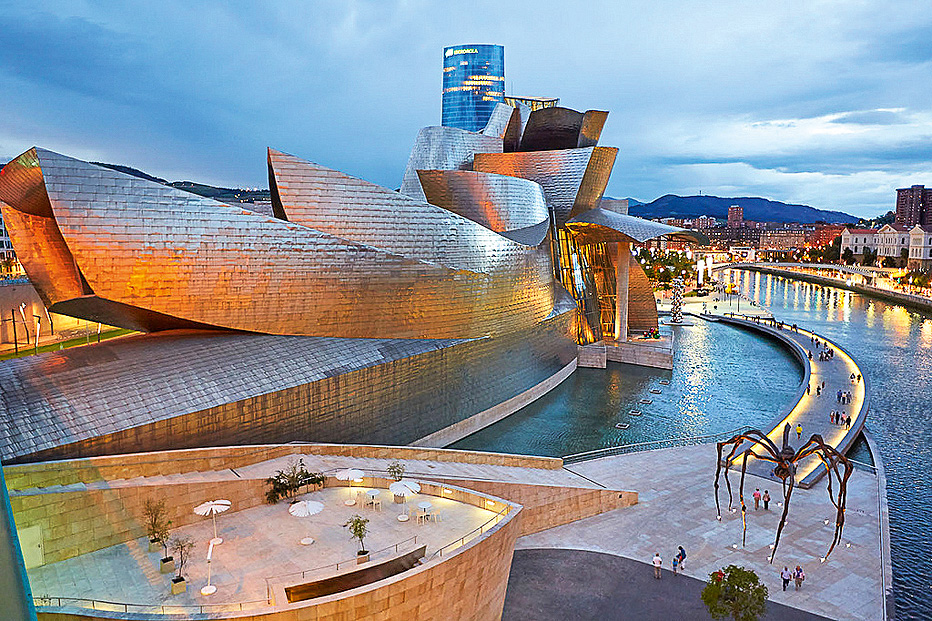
[701,565,767,621]
[144,499,172,558]
[171,536,195,581]
[386,462,406,482]
[344,514,370,555]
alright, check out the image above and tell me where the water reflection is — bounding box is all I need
[453,319,801,458]
[729,269,932,618]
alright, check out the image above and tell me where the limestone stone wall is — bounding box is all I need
[11,478,266,565]
[4,443,562,491]
[433,479,637,536]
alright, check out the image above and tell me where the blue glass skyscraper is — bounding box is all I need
[442,44,505,132]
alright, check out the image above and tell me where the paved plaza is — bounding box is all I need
[519,444,885,620]
[27,486,497,609]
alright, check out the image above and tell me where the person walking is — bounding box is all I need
[857,373,861,383]
[808,350,812,360]
[794,565,806,590]
[781,566,792,591]
[652,552,663,579]
[846,415,852,430]
[821,380,825,390]
[763,490,770,510]
[677,546,686,570]
[807,384,811,395]
[796,423,802,439]
[672,554,679,575]
[837,390,842,403]
[816,385,821,396]
[753,488,761,510]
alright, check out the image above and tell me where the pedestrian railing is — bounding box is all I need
[431,507,509,559]
[264,535,419,600]
[561,426,755,465]
[848,458,877,475]
[33,595,269,615]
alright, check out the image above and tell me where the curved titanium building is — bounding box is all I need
[0,105,688,464]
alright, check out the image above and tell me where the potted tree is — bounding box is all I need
[170,536,195,595]
[387,462,406,503]
[148,503,174,574]
[344,514,370,564]
[701,564,768,621]
[143,499,169,554]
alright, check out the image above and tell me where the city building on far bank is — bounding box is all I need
[727,204,743,228]
[808,224,846,248]
[908,225,932,270]
[877,223,910,265]
[840,227,878,259]
[895,184,932,227]
[759,228,807,251]
[442,44,505,131]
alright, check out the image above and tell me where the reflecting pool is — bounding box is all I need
[452,318,802,457]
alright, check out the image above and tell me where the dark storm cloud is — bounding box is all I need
[0,1,930,217]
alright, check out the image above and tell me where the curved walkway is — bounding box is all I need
[713,316,869,487]
[503,548,828,620]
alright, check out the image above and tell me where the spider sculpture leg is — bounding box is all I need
[795,435,855,560]
[769,463,796,564]
[714,431,781,519]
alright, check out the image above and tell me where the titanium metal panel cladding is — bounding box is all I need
[268,149,538,273]
[566,206,694,244]
[473,146,618,226]
[415,169,549,244]
[0,148,553,339]
[518,108,609,152]
[399,126,502,201]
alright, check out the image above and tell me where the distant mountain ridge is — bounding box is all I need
[628,194,856,224]
[91,162,270,204]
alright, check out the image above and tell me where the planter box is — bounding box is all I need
[356,552,370,565]
[148,539,160,553]
[160,557,175,574]
[171,578,186,595]
[394,494,405,504]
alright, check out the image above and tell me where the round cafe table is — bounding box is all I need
[366,489,380,498]
[417,501,432,510]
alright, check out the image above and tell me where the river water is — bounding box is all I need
[456,269,926,617]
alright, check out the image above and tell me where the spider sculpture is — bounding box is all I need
[714,423,853,563]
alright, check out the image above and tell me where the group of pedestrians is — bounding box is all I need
[781,565,806,591]
[752,487,771,510]
[651,546,687,579]
[837,390,852,405]
[830,410,852,429]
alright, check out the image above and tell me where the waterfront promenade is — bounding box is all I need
[716,317,868,486]
[520,443,886,620]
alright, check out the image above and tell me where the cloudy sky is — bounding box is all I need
[1,1,930,217]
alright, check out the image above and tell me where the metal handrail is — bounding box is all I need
[33,595,269,614]
[562,426,755,464]
[431,507,509,559]
[264,535,419,597]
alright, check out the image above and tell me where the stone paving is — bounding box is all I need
[27,487,496,609]
[523,444,884,620]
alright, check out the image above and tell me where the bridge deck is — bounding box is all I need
[716,316,869,488]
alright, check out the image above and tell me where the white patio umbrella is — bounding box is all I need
[389,480,421,520]
[194,499,232,545]
[289,500,325,545]
[335,469,365,505]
